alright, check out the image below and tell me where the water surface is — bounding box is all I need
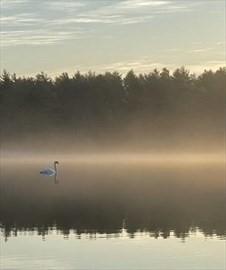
[0,160,225,269]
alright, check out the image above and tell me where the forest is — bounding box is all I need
[0,67,225,151]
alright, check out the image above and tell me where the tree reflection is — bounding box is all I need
[0,165,225,240]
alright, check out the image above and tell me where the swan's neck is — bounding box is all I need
[54,163,58,173]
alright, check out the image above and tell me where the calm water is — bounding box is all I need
[0,160,225,269]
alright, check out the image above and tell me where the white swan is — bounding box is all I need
[40,161,59,177]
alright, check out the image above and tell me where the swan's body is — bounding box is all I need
[40,161,59,177]
[40,167,56,176]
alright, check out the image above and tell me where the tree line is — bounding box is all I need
[0,67,225,149]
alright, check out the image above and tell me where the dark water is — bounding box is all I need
[0,161,225,269]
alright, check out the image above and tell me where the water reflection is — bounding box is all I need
[0,162,225,240]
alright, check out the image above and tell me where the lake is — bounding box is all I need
[0,157,225,269]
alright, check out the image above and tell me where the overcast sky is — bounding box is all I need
[0,0,225,76]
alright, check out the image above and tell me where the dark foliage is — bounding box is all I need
[0,67,225,149]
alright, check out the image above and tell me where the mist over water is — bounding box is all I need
[1,158,225,240]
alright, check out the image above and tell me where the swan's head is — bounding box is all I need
[54,161,59,165]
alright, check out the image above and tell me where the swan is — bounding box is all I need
[40,161,59,177]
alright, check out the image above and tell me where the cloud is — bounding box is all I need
[1,0,28,4]
[72,59,226,75]
[188,48,214,54]
[46,1,86,11]
[0,29,83,46]
[0,16,16,23]
[118,0,170,9]
[1,0,28,9]
[43,60,168,77]
[216,41,225,46]
[52,13,153,26]
[0,14,41,26]
[185,61,226,74]
[63,59,173,75]
[0,0,211,47]
[71,0,194,27]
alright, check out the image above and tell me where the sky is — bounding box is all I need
[0,0,225,77]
